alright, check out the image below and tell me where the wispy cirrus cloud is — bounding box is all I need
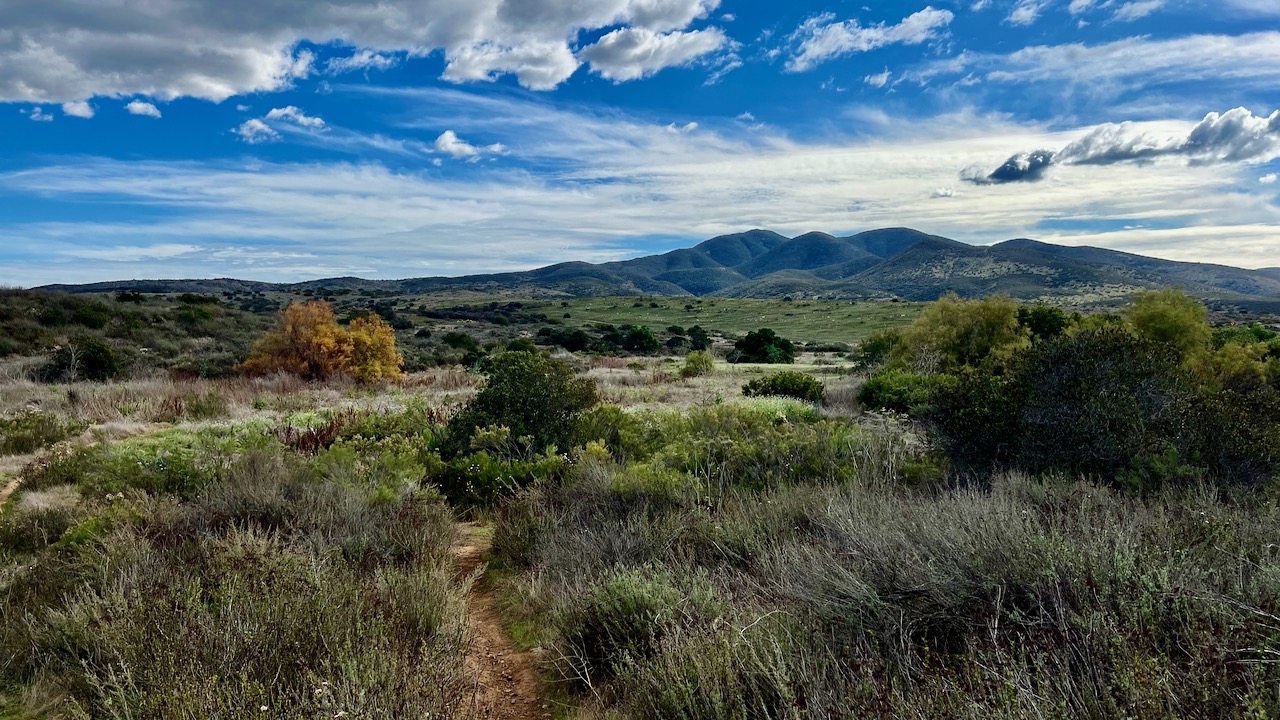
[786,7,954,72]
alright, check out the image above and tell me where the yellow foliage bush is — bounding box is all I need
[238,301,404,382]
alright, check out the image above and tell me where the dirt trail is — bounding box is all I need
[0,475,20,508]
[454,522,549,720]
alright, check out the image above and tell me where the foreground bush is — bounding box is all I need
[742,371,825,403]
[0,433,471,718]
[441,351,597,459]
[857,367,932,412]
[495,453,1280,719]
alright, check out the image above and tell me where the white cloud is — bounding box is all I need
[61,101,94,118]
[1006,0,1045,25]
[665,121,698,134]
[736,111,755,121]
[26,107,53,122]
[235,118,280,144]
[0,0,727,101]
[126,100,162,118]
[579,27,727,82]
[970,0,991,10]
[1223,0,1280,16]
[1068,0,1097,14]
[1260,173,1278,184]
[787,7,954,72]
[69,243,201,262]
[920,32,1280,103]
[326,50,399,75]
[864,68,892,87]
[1111,0,1165,21]
[265,106,325,129]
[432,130,505,159]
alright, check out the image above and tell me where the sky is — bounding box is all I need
[0,0,1278,286]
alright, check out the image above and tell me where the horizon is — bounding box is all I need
[2,1,1279,286]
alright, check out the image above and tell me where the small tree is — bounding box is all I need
[442,352,598,458]
[680,350,715,378]
[239,301,403,382]
[1126,289,1211,361]
[904,293,1028,371]
[743,371,825,403]
[732,328,794,364]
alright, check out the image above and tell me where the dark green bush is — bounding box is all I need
[42,336,121,382]
[623,326,661,353]
[731,328,794,364]
[857,367,932,412]
[742,371,825,403]
[442,351,598,460]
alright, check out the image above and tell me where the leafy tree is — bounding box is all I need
[857,368,933,413]
[687,326,711,351]
[904,293,1027,371]
[43,336,120,382]
[1126,289,1210,360]
[732,328,794,364]
[506,337,539,354]
[1017,304,1068,341]
[238,301,403,382]
[442,352,598,459]
[854,328,904,367]
[623,326,661,353]
[346,314,405,383]
[743,371,825,403]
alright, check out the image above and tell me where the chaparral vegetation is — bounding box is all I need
[1,286,1278,719]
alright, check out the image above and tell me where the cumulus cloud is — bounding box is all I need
[265,106,325,129]
[126,100,162,118]
[965,107,1280,184]
[235,118,280,144]
[1261,173,1278,184]
[787,7,954,72]
[0,0,728,102]
[579,27,727,81]
[25,107,53,122]
[433,130,504,159]
[61,101,94,118]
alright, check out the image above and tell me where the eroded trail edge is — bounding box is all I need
[453,522,548,720]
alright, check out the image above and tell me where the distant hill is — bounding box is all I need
[38,227,1280,305]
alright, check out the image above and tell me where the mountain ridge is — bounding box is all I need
[36,228,1280,306]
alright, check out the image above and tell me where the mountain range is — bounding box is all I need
[40,228,1280,307]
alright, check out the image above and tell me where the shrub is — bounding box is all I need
[442,351,598,459]
[857,367,932,413]
[1017,303,1069,340]
[1126,288,1211,360]
[560,568,686,682]
[853,328,903,367]
[42,336,120,382]
[680,350,715,378]
[731,328,794,364]
[904,293,1028,370]
[742,371,825,403]
[624,326,661,353]
[0,413,86,455]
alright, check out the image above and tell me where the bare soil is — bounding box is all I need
[454,522,550,720]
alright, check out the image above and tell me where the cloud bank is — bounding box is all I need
[0,0,727,102]
[966,107,1280,184]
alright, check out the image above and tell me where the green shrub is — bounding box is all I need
[742,371,825,403]
[561,568,686,682]
[0,413,85,455]
[623,326,661,353]
[854,328,903,367]
[442,351,598,461]
[680,350,715,378]
[856,368,932,412]
[42,336,121,382]
[730,328,794,364]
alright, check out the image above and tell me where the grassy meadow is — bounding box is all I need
[1,287,1279,719]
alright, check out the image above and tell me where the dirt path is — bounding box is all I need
[454,522,549,720]
[0,475,20,508]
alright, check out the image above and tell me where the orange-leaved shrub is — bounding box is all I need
[238,301,404,382]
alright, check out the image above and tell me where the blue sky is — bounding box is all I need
[1,0,1278,285]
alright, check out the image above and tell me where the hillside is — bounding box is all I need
[39,227,1280,305]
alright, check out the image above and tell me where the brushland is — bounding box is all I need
[0,287,1279,718]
